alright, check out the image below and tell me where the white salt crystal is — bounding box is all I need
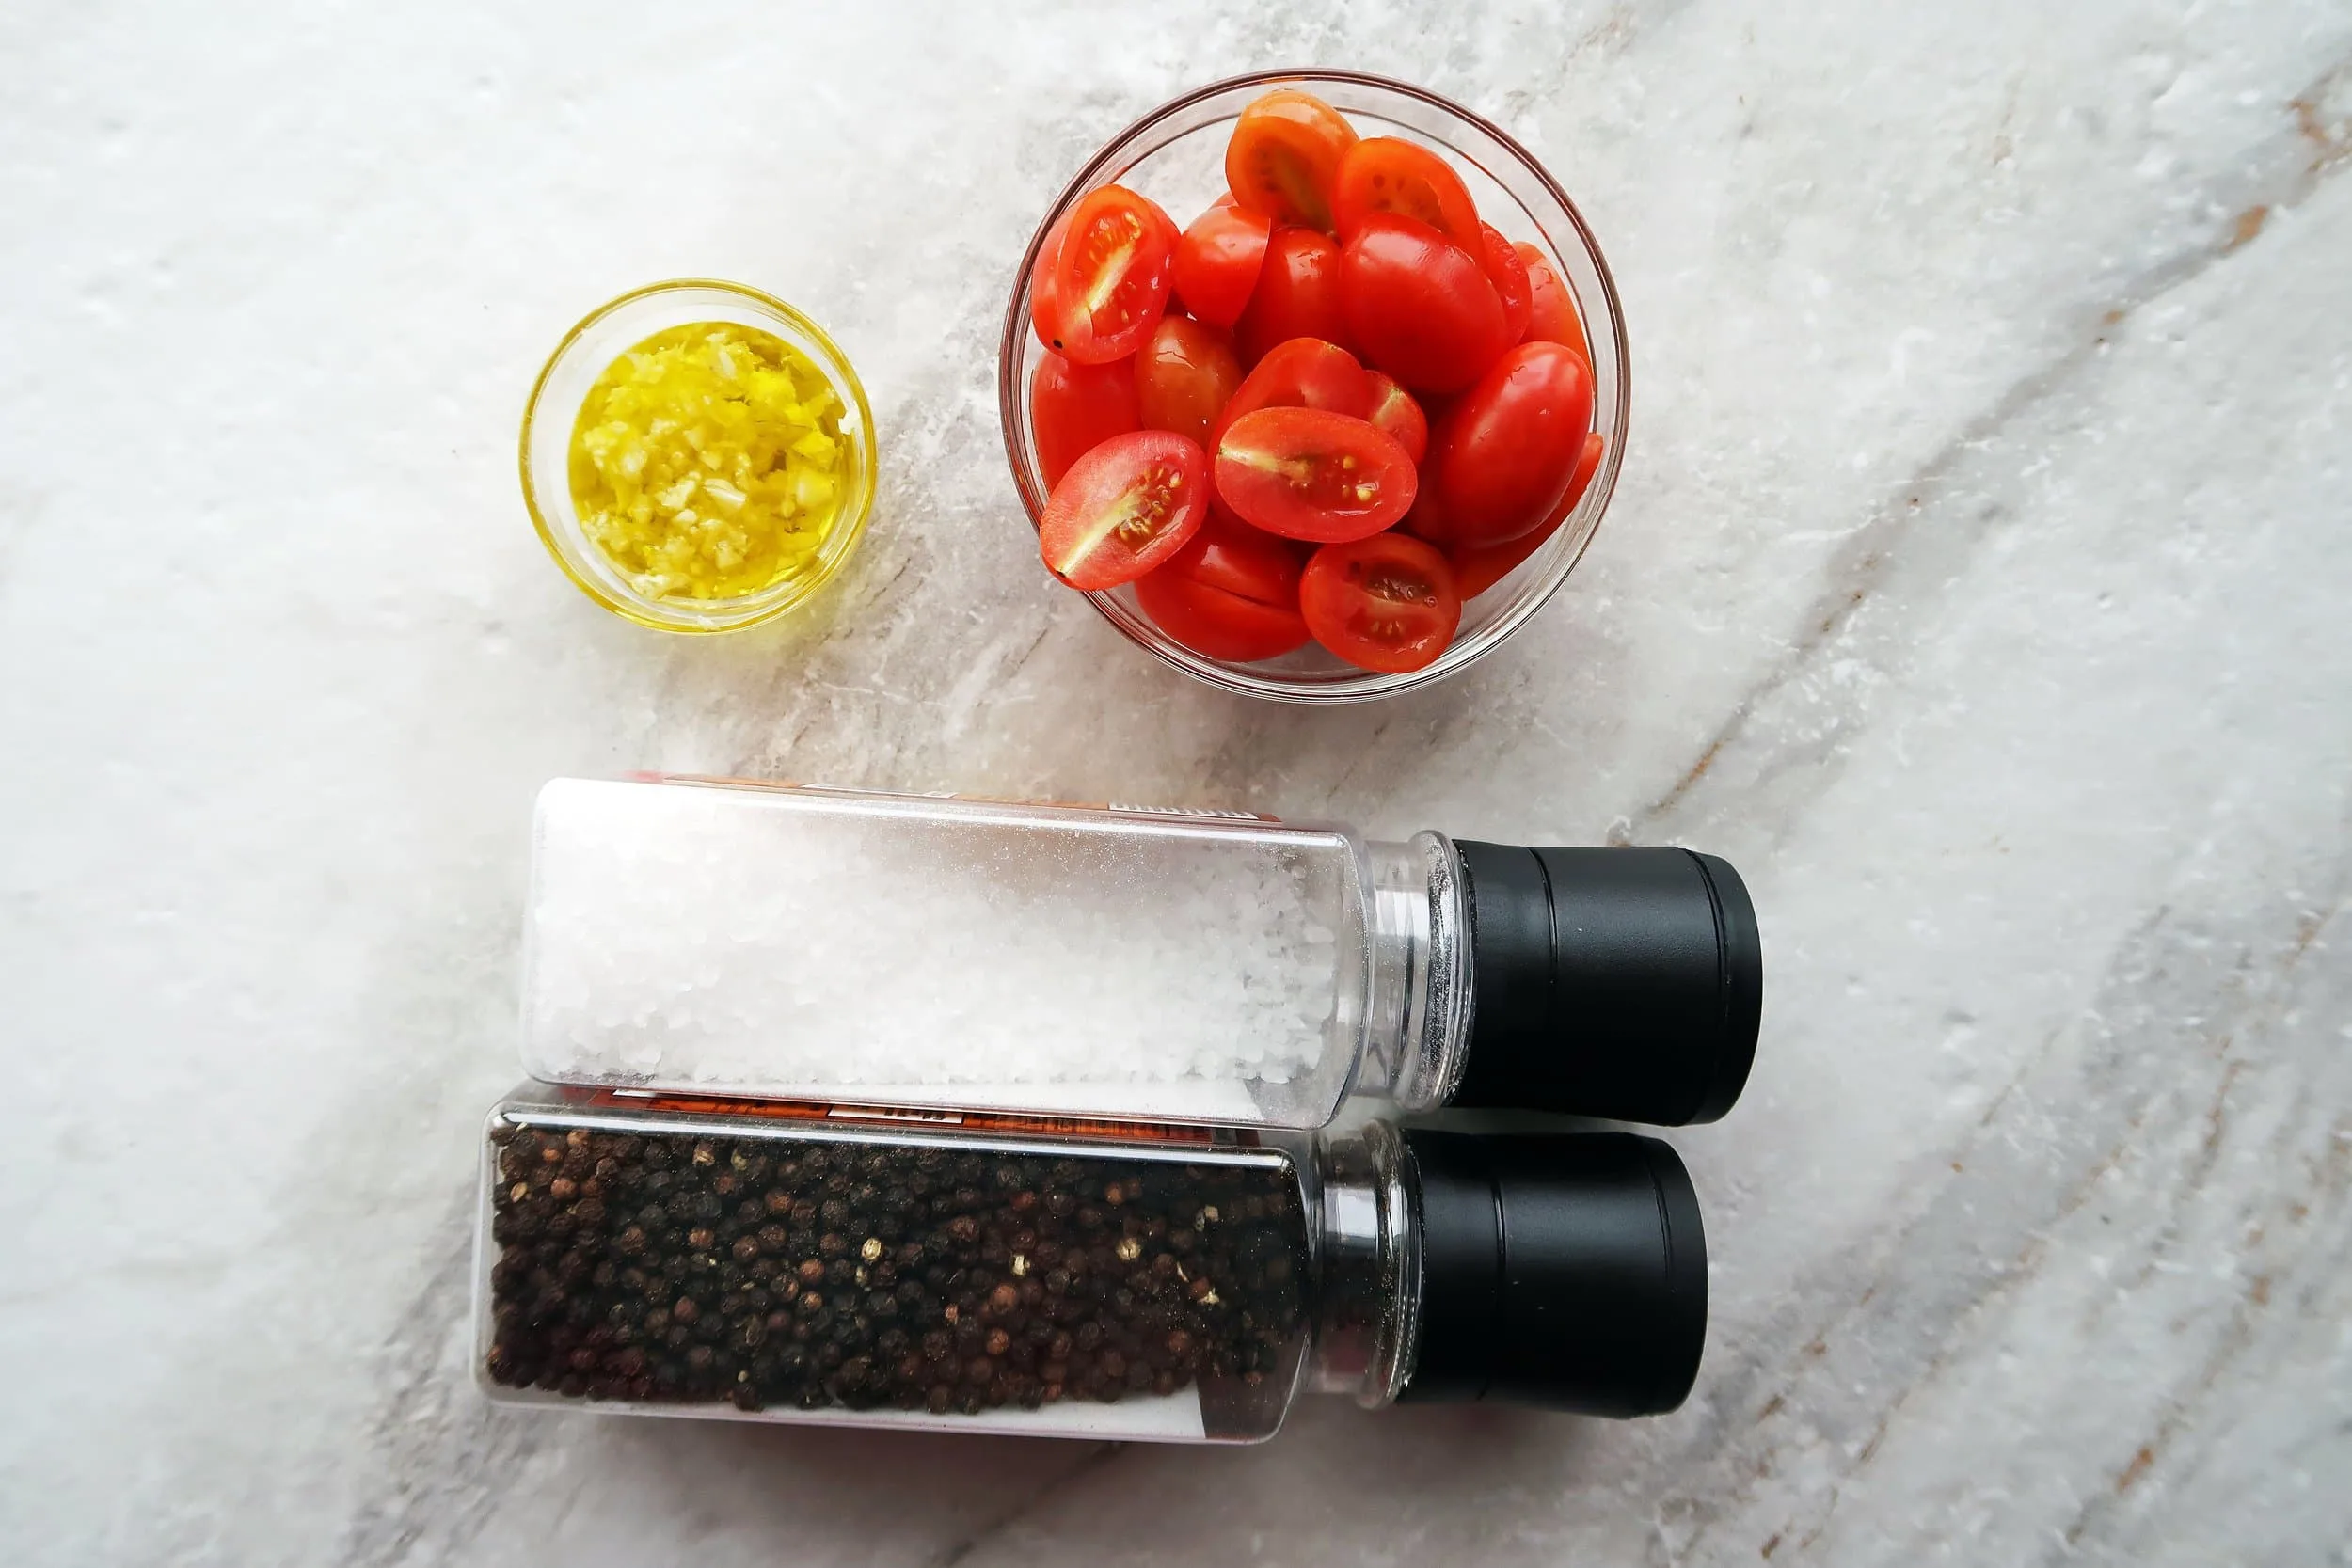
[521,780,1355,1120]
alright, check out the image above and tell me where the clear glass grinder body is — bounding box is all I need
[522,776,1468,1128]
[478,1087,1326,1442]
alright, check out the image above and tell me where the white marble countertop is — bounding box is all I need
[5,2,2349,1563]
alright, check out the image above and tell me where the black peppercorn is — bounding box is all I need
[486,1125,1307,1425]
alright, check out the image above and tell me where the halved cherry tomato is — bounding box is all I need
[1039,429,1208,590]
[1364,371,1427,466]
[1032,185,1178,365]
[1299,532,1462,673]
[1171,201,1273,328]
[1478,225,1532,342]
[1449,431,1605,598]
[1234,227,1349,365]
[1215,407,1416,543]
[1422,341,1595,547]
[1225,89,1358,231]
[1340,213,1511,395]
[1332,137,1481,245]
[1030,351,1139,488]
[1210,337,1372,449]
[1134,515,1311,662]
[1026,209,1073,351]
[1135,316,1243,451]
[1514,241,1592,367]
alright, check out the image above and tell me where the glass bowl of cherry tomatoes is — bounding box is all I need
[998,69,1627,703]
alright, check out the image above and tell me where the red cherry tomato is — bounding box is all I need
[1171,202,1273,329]
[1032,185,1178,365]
[1340,214,1511,395]
[1514,241,1592,367]
[1299,532,1462,673]
[1234,227,1350,365]
[1478,225,1532,343]
[1134,516,1311,662]
[1332,137,1482,246]
[1135,316,1243,451]
[1401,483,1449,544]
[1225,89,1358,231]
[1030,351,1139,489]
[1364,372,1427,466]
[1025,209,1075,360]
[1215,407,1417,543]
[1039,429,1209,590]
[1422,341,1595,547]
[1210,337,1372,449]
[1449,431,1605,598]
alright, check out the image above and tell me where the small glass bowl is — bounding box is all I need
[998,70,1629,703]
[521,279,879,634]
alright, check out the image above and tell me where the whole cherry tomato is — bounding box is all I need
[1478,225,1532,342]
[1299,531,1462,673]
[1339,213,1511,395]
[1332,137,1482,246]
[1032,185,1178,365]
[1364,371,1427,466]
[1210,336,1372,449]
[1215,407,1416,543]
[1234,227,1350,365]
[1514,241,1592,367]
[1135,316,1243,450]
[1422,341,1594,547]
[1225,89,1358,230]
[1171,201,1273,328]
[1400,483,1450,545]
[1038,429,1208,590]
[1135,515,1311,662]
[1449,431,1605,598]
[1030,351,1139,489]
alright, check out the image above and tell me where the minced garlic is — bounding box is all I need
[568,323,850,602]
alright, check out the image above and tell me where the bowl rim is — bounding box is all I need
[520,277,881,635]
[996,67,1630,704]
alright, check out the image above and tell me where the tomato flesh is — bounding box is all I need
[1134,516,1310,662]
[1135,315,1243,451]
[1215,407,1416,543]
[1423,341,1594,546]
[1332,137,1482,246]
[1478,224,1532,343]
[1299,532,1462,673]
[1234,227,1350,365]
[1034,185,1178,365]
[1225,89,1358,231]
[1039,429,1209,590]
[1210,337,1371,449]
[1171,202,1272,328]
[1450,431,1605,598]
[1364,371,1427,466]
[1030,351,1139,489]
[1515,241,1592,367]
[1340,213,1511,395]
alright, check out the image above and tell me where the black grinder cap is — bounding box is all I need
[1399,1131,1706,1416]
[1451,844,1762,1125]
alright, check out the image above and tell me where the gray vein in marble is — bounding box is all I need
[1634,52,2352,843]
[1657,866,2351,1563]
[925,1445,1125,1568]
[336,1196,546,1568]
